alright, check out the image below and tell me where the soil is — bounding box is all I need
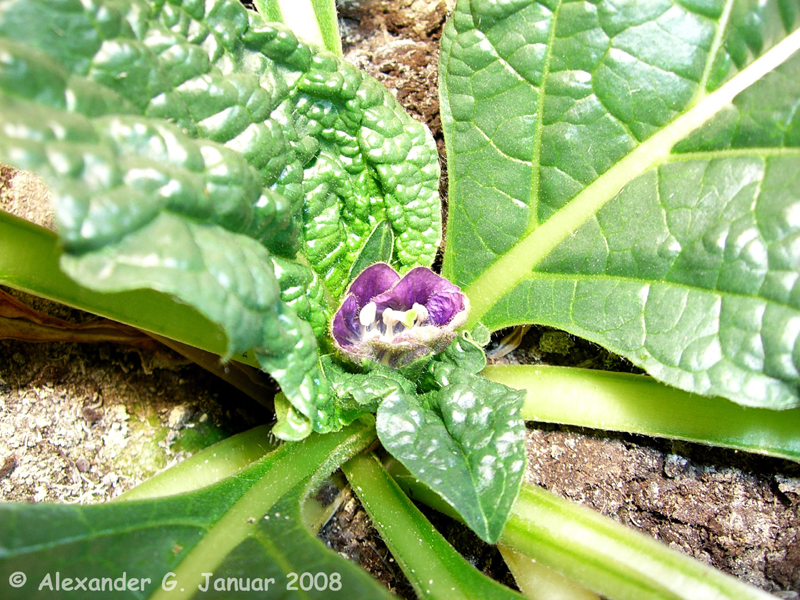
[1,1,799,599]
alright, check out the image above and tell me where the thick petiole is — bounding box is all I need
[483,364,800,462]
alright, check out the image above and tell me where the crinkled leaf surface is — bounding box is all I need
[376,363,527,543]
[271,355,419,443]
[318,354,418,426]
[0,0,441,429]
[0,421,389,600]
[297,69,441,297]
[440,0,800,409]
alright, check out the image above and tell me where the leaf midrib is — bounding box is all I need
[0,519,212,557]
[486,271,800,325]
[464,27,800,329]
[145,424,374,600]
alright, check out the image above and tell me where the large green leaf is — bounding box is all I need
[0,0,441,429]
[376,363,527,544]
[440,0,800,409]
[0,420,390,600]
[296,65,441,297]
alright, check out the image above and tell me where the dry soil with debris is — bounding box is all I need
[0,1,798,599]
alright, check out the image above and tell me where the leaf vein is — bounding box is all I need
[532,270,798,314]
[695,0,736,96]
[464,27,800,327]
[528,0,563,232]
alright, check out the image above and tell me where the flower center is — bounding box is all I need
[358,301,429,342]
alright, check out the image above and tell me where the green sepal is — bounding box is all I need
[469,322,491,347]
[437,330,488,374]
[416,331,488,392]
[397,357,435,384]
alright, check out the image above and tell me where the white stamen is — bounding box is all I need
[382,308,401,341]
[359,302,377,328]
[356,301,437,346]
[412,302,428,324]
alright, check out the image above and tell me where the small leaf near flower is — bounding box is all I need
[376,362,527,544]
[331,264,469,368]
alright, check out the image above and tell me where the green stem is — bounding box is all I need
[310,0,342,56]
[117,425,278,501]
[342,453,525,600]
[253,0,342,55]
[482,365,800,462]
[388,462,775,600]
[147,418,376,600]
[384,458,596,600]
[0,209,239,358]
[498,546,600,600]
[501,484,775,600]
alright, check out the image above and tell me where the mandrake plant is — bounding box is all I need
[0,0,799,598]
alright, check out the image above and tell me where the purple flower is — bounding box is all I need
[331,263,470,367]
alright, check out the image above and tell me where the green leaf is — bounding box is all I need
[322,354,417,418]
[376,364,527,543]
[297,70,441,298]
[0,0,441,425]
[440,0,800,409]
[343,453,526,600]
[436,330,488,374]
[51,207,332,432]
[270,255,331,339]
[0,420,391,600]
[0,210,234,358]
[348,220,395,284]
[272,355,420,441]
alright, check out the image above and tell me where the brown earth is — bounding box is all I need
[0,1,798,599]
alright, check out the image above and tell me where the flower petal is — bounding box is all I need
[331,264,469,368]
[347,263,400,305]
[331,294,360,347]
[373,267,461,313]
[427,288,466,326]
